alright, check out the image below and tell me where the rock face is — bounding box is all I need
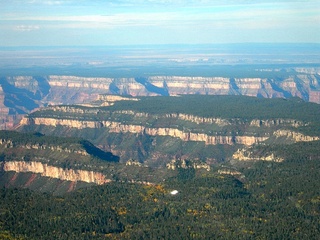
[20,117,268,146]
[18,91,320,165]
[43,73,320,103]
[232,148,284,162]
[166,159,211,171]
[2,161,110,185]
[273,130,320,142]
[0,138,89,156]
[1,69,320,129]
[232,129,320,162]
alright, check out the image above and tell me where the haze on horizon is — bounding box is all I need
[0,0,319,47]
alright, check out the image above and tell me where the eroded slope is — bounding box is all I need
[18,95,320,166]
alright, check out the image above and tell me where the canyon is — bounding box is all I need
[0,68,320,129]
[17,94,320,166]
[20,117,269,146]
[0,92,319,193]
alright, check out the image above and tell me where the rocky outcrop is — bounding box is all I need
[2,72,320,111]
[48,75,149,97]
[147,74,320,102]
[46,73,320,103]
[249,119,305,128]
[98,95,139,102]
[126,159,143,167]
[232,130,320,162]
[144,128,267,145]
[0,138,88,156]
[273,130,320,142]
[48,75,113,90]
[1,70,320,129]
[166,159,210,171]
[47,105,99,114]
[20,117,100,129]
[218,169,242,176]
[115,111,307,128]
[149,76,231,95]
[2,161,110,185]
[21,115,318,146]
[20,117,268,146]
[232,148,284,162]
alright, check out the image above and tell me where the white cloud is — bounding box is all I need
[6,5,314,32]
[8,12,177,26]
[14,25,40,31]
[25,0,69,4]
[1,0,318,45]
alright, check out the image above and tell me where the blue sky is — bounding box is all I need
[0,0,319,46]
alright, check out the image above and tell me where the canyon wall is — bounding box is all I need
[21,117,268,146]
[2,161,110,185]
[0,138,89,156]
[1,71,319,130]
[273,130,320,142]
[147,75,320,101]
[232,149,284,162]
[45,74,320,103]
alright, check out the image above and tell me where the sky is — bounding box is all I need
[0,0,319,46]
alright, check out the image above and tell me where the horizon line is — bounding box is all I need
[1,42,320,48]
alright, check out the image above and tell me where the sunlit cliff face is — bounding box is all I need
[20,117,269,146]
[3,161,110,185]
[3,73,320,107]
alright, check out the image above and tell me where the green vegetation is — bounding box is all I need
[20,95,320,165]
[106,95,320,122]
[0,130,119,163]
[239,140,320,164]
[1,117,320,239]
[1,146,319,239]
[0,130,177,184]
[30,95,320,123]
[0,171,94,195]
[27,95,320,139]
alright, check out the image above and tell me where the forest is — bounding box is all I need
[0,130,119,164]
[1,140,319,239]
[28,95,320,136]
[1,95,320,239]
[30,95,320,122]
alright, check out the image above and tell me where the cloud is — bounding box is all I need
[42,1,65,5]
[1,0,319,45]
[25,0,69,4]
[14,25,40,31]
[6,3,315,32]
[87,0,318,7]
[8,12,177,26]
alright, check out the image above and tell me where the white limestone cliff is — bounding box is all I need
[3,161,110,185]
[20,117,269,146]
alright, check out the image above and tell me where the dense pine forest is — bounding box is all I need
[1,95,320,239]
[1,140,320,239]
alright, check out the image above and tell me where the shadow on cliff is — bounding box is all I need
[0,77,50,114]
[34,76,51,98]
[80,140,120,162]
[268,78,292,99]
[135,77,169,96]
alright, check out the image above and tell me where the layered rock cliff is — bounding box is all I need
[273,130,320,142]
[147,74,320,102]
[232,148,284,162]
[0,138,89,156]
[20,117,269,146]
[16,93,320,166]
[1,69,320,129]
[45,73,320,103]
[2,161,110,185]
